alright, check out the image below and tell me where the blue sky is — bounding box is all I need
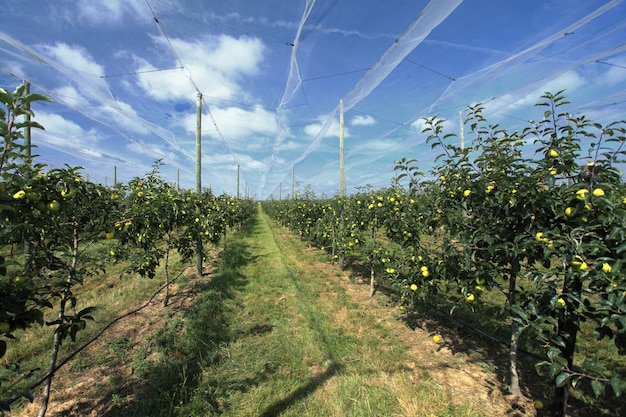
[1,0,625,199]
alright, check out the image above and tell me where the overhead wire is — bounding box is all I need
[145,0,253,193]
[268,0,465,198]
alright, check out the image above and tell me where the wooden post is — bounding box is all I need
[24,81,31,162]
[237,164,240,199]
[339,100,346,197]
[459,110,464,150]
[195,93,203,276]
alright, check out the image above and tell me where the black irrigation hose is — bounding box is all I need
[4,266,189,410]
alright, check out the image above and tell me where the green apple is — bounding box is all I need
[61,188,75,198]
[26,190,41,202]
[47,200,61,212]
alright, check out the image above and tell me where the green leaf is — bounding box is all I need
[591,379,605,397]
[556,372,571,387]
[548,361,563,377]
[610,377,625,397]
[510,304,528,320]
[22,93,53,105]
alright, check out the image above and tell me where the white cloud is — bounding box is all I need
[277,140,301,151]
[77,0,144,23]
[351,114,376,126]
[599,58,626,86]
[205,152,266,171]
[99,100,152,135]
[180,105,278,146]
[136,34,265,103]
[36,112,99,146]
[304,118,350,138]
[366,138,397,151]
[52,85,151,136]
[41,43,104,76]
[127,141,177,161]
[478,71,587,120]
[410,117,454,134]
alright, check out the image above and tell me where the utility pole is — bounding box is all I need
[24,81,31,163]
[459,110,464,150]
[237,164,240,199]
[195,93,203,276]
[339,99,346,197]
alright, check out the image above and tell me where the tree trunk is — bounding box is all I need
[507,258,523,399]
[164,238,170,307]
[369,227,377,298]
[38,223,79,417]
[547,274,582,417]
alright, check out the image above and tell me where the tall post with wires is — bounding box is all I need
[339,99,346,197]
[195,92,203,276]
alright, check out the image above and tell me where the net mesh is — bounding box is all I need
[1,0,625,198]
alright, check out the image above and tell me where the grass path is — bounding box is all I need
[14,208,520,417]
[181,208,514,417]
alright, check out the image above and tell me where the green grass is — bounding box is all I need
[101,208,494,417]
[5,208,517,416]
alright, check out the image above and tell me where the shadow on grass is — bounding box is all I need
[98,217,260,417]
[257,362,341,417]
[344,256,621,417]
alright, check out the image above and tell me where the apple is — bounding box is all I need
[61,188,75,198]
[466,293,475,302]
[47,200,61,212]
[26,190,41,202]
[548,149,559,158]
[111,193,120,201]
[13,190,26,199]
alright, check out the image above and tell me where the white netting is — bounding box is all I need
[1,0,625,197]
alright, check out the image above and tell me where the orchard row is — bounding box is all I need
[263,91,626,416]
[0,84,255,413]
